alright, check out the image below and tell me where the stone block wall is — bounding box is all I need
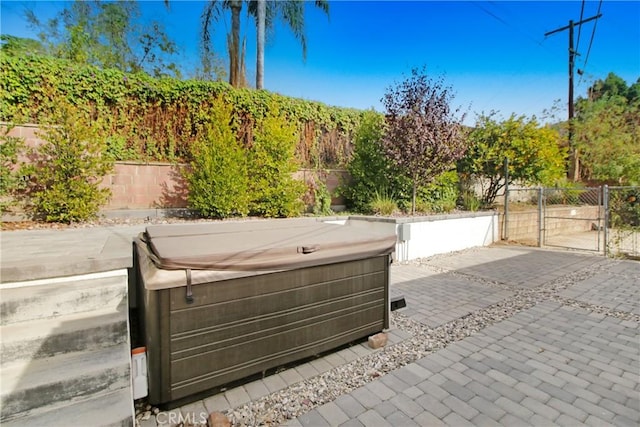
[501,205,602,244]
[101,162,189,209]
[3,124,349,211]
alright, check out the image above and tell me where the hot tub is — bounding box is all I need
[135,219,396,405]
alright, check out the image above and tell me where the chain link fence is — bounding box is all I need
[605,186,640,258]
[502,186,639,258]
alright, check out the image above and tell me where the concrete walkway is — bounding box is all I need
[139,245,639,426]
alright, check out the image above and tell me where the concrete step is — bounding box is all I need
[0,270,128,326]
[0,344,131,422]
[1,305,128,364]
[1,387,133,427]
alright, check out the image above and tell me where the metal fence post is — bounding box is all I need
[603,185,609,257]
[538,187,543,247]
[503,158,509,241]
[597,186,602,253]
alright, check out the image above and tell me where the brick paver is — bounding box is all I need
[420,246,605,288]
[290,247,639,426]
[391,265,513,327]
[165,246,639,427]
[560,260,640,315]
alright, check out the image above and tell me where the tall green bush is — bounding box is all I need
[248,103,305,217]
[341,110,410,213]
[0,127,25,214]
[186,100,249,218]
[23,102,113,222]
[416,171,459,214]
[460,113,566,206]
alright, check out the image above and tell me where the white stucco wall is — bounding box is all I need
[345,213,499,262]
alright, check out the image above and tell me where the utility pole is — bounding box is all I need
[545,13,602,182]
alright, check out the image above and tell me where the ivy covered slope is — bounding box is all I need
[0,53,366,167]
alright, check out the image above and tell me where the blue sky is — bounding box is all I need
[1,1,639,125]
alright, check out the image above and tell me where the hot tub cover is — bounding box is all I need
[140,219,396,272]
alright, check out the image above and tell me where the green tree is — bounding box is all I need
[460,113,567,206]
[201,0,246,86]
[0,35,46,56]
[587,72,635,102]
[250,0,329,89]
[247,103,305,217]
[186,99,249,218]
[341,110,410,213]
[24,101,113,222]
[25,0,179,77]
[381,67,467,214]
[574,74,640,185]
[201,0,329,88]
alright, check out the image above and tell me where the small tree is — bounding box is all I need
[186,100,249,218]
[341,110,410,213]
[25,102,113,222]
[574,96,640,185]
[381,67,467,214]
[460,113,567,206]
[574,73,640,185]
[247,103,305,217]
[0,127,26,214]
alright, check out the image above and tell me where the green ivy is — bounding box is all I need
[1,53,367,167]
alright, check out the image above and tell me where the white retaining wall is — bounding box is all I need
[344,212,500,262]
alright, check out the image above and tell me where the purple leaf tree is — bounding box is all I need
[382,67,467,214]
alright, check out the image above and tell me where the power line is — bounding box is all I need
[576,0,586,53]
[472,1,546,48]
[578,0,603,86]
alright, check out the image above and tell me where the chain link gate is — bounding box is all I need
[541,187,603,252]
[503,185,639,258]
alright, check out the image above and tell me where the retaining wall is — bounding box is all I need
[334,212,500,262]
[3,124,349,211]
[501,205,602,245]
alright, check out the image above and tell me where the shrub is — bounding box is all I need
[341,110,410,213]
[460,113,566,206]
[0,128,25,213]
[609,189,640,228]
[545,179,584,205]
[313,179,333,216]
[460,190,481,212]
[186,100,249,218]
[416,171,459,214]
[248,103,305,217]
[23,102,112,222]
[369,189,398,216]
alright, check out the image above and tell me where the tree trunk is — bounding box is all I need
[411,178,417,215]
[256,0,265,89]
[229,0,242,87]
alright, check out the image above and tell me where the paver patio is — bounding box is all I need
[145,246,639,426]
[289,247,639,427]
